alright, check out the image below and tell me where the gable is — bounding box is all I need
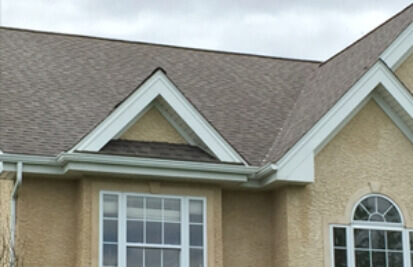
[118,107,187,144]
[395,52,413,93]
[70,69,245,163]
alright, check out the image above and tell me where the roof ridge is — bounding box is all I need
[321,3,413,66]
[0,26,322,64]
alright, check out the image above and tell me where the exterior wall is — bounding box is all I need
[395,52,413,93]
[282,100,413,267]
[16,177,77,266]
[272,189,289,267]
[0,177,14,266]
[222,191,274,267]
[120,107,187,144]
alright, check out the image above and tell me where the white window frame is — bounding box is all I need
[99,191,207,267]
[330,194,412,267]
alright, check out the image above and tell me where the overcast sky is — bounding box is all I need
[1,1,412,60]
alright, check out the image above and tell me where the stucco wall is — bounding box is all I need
[222,191,274,267]
[395,52,413,93]
[282,100,413,267]
[16,177,77,266]
[120,107,187,143]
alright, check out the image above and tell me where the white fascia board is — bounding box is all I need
[70,70,244,164]
[262,61,413,186]
[381,22,413,70]
[0,152,256,183]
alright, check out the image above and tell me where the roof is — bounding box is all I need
[1,4,412,166]
[97,140,219,163]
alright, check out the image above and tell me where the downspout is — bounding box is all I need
[10,162,22,267]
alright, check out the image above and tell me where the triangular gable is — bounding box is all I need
[70,69,245,163]
[262,60,413,186]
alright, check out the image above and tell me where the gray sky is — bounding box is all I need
[1,1,412,60]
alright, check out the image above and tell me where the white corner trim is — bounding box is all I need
[380,22,413,70]
[70,70,245,163]
[262,61,413,186]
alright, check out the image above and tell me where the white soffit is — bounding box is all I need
[70,69,245,164]
[262,61,413,186]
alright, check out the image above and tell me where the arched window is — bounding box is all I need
[331,194,413,267]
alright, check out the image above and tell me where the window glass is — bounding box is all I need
[332,227,347,267]
[101,193,205,267]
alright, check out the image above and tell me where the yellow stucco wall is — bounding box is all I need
[222,191,274,267]
[120,107,187,144]
[16,177,77,266]
[281,100,413,267]
[395,52,413,93]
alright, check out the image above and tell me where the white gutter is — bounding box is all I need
[10,162,22,267]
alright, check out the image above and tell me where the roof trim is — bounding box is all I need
[380,22,413,70]
[70,69,246,164]
[262,60,413,186]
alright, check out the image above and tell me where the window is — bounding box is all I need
[331,194,413,267]
[100,192,206,267]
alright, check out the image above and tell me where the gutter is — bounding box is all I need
[10,162,22,267]
[0,153,279,187]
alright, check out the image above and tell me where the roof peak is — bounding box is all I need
[0,26,321,64]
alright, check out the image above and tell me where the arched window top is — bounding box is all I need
[352,194,403,224]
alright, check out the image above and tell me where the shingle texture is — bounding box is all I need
[98,140,218,162]
[1,4,412,166]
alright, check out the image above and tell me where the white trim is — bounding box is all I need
[380,22,413,70]
[99,191,207,267]
[70,70,245,164]
[263,60,413,186]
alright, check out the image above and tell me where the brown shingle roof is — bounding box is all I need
[1,4,412,166]
[0,26,318,165]
[98,140,219,163]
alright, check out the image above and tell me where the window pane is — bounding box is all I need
[103,244,118,266]
[163,249,180,267]
[371,230,385,249]
[354,206,369,221]
[370,214,384,222]
[190,248,203,267]
[127,221,143,243]
[388,252,403,267]
[410,232,413,250]
[103,195,118,218]
[164,223,181,245]
[146,221,162,244]
[145,249,161,267]
[361,197,376,214]
[190,225,203,247]
[127,196,144,219]
[377,197,392,214]
[385,206,401,223]
[334,249,347,267]
[127,247,143,267]
[146,197,162,221]
[372,252,385,267]
[387,231,403,250]
[333,228,346,246]
[189,200,203,223]
[103,220,118,242]
[164,198,181,222]
[355,251,370,267]
[354,229,369,248]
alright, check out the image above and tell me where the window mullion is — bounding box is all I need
[119,194,126,267]
[403,230,410,267]
[181,198,189,267]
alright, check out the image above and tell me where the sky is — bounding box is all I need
[1,1,412,61]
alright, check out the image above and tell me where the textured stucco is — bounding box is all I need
[16,177,77,266]
[272,189,289,267]
[222,191,274,267]
[282,100,413,267]
[120,107,187,143]
[395,52,413,93]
